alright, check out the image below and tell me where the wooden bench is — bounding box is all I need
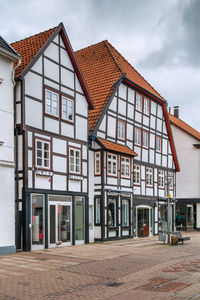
[171,231,190,244]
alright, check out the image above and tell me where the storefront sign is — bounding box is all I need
[69,175,83,181]
[35,170,53,176]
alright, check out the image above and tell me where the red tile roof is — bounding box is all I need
[169,114,200,141]
[98,138,137,157]
[75,40,165,132]
[11,27,57,77]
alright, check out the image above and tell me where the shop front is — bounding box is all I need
[23,188,88,251]
[176,202,196,231]
[133,205,153,238]
[158,199,174,233]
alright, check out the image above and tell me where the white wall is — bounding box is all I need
[0,54,15,252]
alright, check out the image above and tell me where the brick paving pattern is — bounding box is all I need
[0,232,200,299]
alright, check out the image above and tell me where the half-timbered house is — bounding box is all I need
[76,41,179,241]
[11,23,94,251]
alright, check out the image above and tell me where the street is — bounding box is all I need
[0,232,199,299]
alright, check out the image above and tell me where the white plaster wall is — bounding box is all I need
[75,116,88,141]
[68,180,81,192]
[44,58,59,82]
[76,94,88,118]
[127,87,135,104]
[118,99,126,115]
[118,83,127,99]
[61,67,74,89]
[107,116,116,138]
[61,122,74,138]
[53,174,66,191]
[44,117,59,134]
[53,156,67,173]
[53,138,66,155]
[25,72,43,100]
[44,43,59,63]
[25,98,42,129]
[0,55,15,249]
[171,124,200,198]
[109,97,117,111]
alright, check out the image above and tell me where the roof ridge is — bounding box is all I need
[104,41,124,75]
[11,25,58,46]
[106,41,165,101]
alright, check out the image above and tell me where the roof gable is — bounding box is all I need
[75,40,165,132]
[11,23,93,109]
[169,114,200,141]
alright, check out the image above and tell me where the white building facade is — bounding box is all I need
[0,36,20,254]
[12,24,93,251]
[169,108,200,231]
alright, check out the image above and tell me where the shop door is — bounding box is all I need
[138,208,149,237]
[49,202,72,247]
[31,194,45,250]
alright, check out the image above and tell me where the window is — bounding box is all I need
[45,89,59,117]
[69,148,81,174]
[117,120,125,140]
[121,157,130,178]
[35,139,50,169]
[95,198,101,225]
[143,131,149,148]
[94,151,101,175]
[156,136,162,153]
[158,170,164,188]
[136,93,142,112]
[143,98,150,115]
[168,172,173,190]
[122,199,130,227]
[107,153,117,176]
[134,127,141,146]
[62,96,74,122]
[146,167,153,187]
[133,165,140,185]
[108,198,117,227]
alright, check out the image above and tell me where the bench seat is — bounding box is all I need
[171,232,190,244]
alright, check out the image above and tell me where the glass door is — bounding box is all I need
[31,194,45,250]
[49,202,72,247]
[75,197,85,245]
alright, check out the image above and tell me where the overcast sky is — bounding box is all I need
[1,0,199,130]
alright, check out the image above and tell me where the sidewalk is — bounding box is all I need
[0,232,199,299]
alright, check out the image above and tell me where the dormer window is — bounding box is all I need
[45,89,59,117]
[117,120,125,140]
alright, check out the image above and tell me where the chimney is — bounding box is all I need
[173,106,179,118]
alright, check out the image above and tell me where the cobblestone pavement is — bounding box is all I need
[0,232,200,299]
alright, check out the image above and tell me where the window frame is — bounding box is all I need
[135,92,143,112]
[68,146,82,175]
[168,172,174,190]
[45,88,59,118]
[158,170,165,189]
[121,156,131,179]
[121,198,130,228]
[134,127,142,146]
[142,130,149,149]
[143,97,150,116]
[117,119,126,141]
[61,96,74,123]
[133,164,141,186]
[146,167,153,187]
[94,151,101,176]
[35,138,51,170]
[156,136,162,153]
[94,196,101,225]
[107,152,118,177]
[107,198,118,229]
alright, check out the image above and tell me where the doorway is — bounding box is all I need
[49,201,72,247]
[133,206,153,238]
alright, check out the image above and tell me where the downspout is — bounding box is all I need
[12,58,21,86]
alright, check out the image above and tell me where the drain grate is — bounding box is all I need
[104,282,122,287]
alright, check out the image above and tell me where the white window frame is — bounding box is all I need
[143,131,149,148]
[133,164,140,185]
[156,136,162,153]
[168,172,174,190]
[35,139,51,169]
[107,153,118,177]
[69,147,81,174]
[62,96,74,122]
[117,120,125,140]
[143,98,150,115]
[158,170,164,188]
[121,156,130,179]
[146,167,153,187]
[94,151,101,175]
[45,89,59,117]
[136,93,142,112]
[135,127,141,146]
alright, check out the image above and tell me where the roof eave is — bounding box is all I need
[0,47,20,61]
